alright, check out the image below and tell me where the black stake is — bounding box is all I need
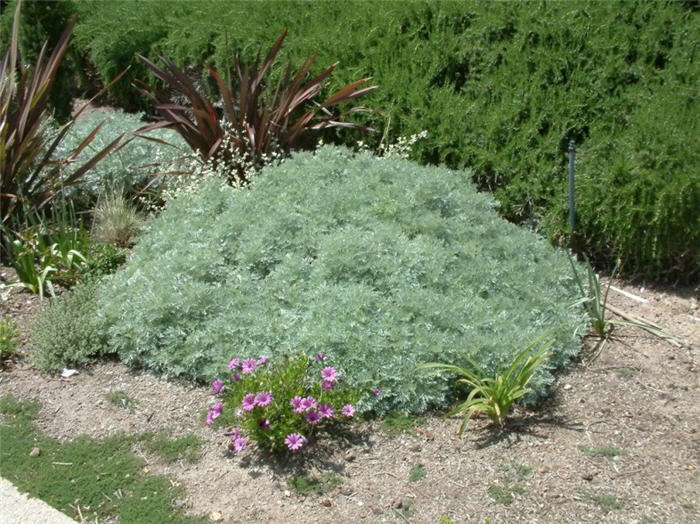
[568,140,576,235]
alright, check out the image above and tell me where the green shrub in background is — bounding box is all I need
[0,0,78,122]
[53,109,187,206]
[68,0,699,282]
[30,280,108,371]
[99,147,586,414]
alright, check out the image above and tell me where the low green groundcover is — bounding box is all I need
[98,146,586,413]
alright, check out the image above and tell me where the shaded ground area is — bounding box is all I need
[1,277,698,523]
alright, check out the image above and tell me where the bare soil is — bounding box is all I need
[1,275,698,523]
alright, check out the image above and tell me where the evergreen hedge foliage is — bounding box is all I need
[98,147,586,414]
[0,0,80,122]
[65,0,699,282]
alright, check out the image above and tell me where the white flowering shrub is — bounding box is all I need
[98,146,586,414]
[154,120,282,208]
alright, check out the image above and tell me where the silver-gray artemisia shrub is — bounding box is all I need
[98,146,587,414]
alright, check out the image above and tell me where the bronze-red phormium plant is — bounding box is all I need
[0,1,124,249]
[136,29,377,185]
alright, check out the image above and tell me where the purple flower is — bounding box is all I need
[232,435,247,452]
[290,396,304,413]
[242,393,256,411]
[241,358,257,374]
[341,404,355,418]
[211,378,224,395]
[373,388,381,397]
[321,379,334,391]
[321,366,338,382]
[254,391,273,408]
[256,355,268,365]
[258,418,270,430]
[284,433,306,451]
[232,373,241,382]
[314,352,325,362]
[300,396,317,412]
[227,358,240,370]
[205,402,223,426]
[319,403,334,419]
[306,410,322,425]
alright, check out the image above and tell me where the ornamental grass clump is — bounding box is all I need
[206,353,358,454]
[419,339,552,432]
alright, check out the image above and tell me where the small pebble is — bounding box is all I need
[209,511,223,521]
[321,498,332,507]
[29,447,40,457]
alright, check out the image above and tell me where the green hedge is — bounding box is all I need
[66,0,699,282]
[0,0,79,121]
[98,147,586,414]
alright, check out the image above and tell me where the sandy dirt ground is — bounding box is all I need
[1,275,698,523]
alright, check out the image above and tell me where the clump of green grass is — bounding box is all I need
[380,412,422,437]
[488,484,515,506]
[0,394,205,523]
[91,193,143,247]
[0,394,40,419]
[409,464,426,482]
[488,462,532,505]
[141,432,201,464]
[105,390,138,413]
[394,498,415,520]
[288,472,342,496]
[501,461,532,481]
[579,444,623,459]
[616,367,635,379]
[576,488,623,513]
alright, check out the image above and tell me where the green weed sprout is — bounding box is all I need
[0,317,20,363]
[568,252,618,336]
[568,252,683,346]
[418,339,552,432]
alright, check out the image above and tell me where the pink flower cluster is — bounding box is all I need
[211,378,224,395]
[242,391,274,411]
[290,395,355,425]
[228,355,268,375]
[206,352,357,455]
[229,428,247,452]
[284,433,306,451]
[321,366,338,390]
[206,402,223,426]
